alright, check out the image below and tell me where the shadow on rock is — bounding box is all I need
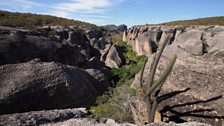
[160,95,223,124]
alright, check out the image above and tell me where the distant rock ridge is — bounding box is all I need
[102,24,128,33]
[123,25,224,57]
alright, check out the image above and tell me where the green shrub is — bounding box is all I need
[90,84,136,122]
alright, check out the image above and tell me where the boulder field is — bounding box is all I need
[0,25,124,115]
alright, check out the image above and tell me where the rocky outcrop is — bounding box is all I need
[105,44,123,68]
[0,25,125,116]
[44,119,211,126]
[0,108,211,126]
[124,25,224,57]
[0,59,109,114]
[0,29,60,65]
[131,54,224,125]
[126,25,224,125]
[128,26,224,126]
[102,24,128,33]
[0,26,114,68]
[0,108,88,126]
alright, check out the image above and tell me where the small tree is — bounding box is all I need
[139,34,177,123]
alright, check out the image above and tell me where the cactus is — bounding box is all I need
[139,34,177,123]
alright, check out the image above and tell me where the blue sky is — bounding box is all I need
[0,0,224,27]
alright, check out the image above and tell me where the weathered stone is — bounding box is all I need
[131,54,224,125]
[105,45,122,68]
[0,108,88,126]
[66,30,90,57]
[0,33,61,65]
[123,31,128,42]
[126,25,224,126]
[85,57,105,69]
[0,107,212,126]
[174,30,203,55]
[0,59,109,114]
[42,118,211,126]
[125,25,224,56]
[53,44,83,66]
[203,32,224,53]
[102,24,127,33]
[86,30,102,39]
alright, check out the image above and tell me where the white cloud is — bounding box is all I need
[0,0,43,10]
[54,0,112,13]
[0,0,126,25]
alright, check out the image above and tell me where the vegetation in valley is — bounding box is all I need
[91,33,177,123]
[0,10,98,30]
[90,33,147,122]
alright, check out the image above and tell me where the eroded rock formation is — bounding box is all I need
[127,25,224,125]
[0,26,115,115]
[124,25,224,57]
[0,59,109,114]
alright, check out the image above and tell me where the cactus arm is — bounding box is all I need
[140,57,148,88]
[146,54,177,96]
[147,35,171,91]
[149,98,159,123]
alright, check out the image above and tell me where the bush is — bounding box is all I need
[90,84,135,122]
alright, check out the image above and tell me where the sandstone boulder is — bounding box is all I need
[203,32,224,53]
[131,54,224,125]
[53,44,84,66]
[67,30,90,55]
[0,33,61,65]
[0,59,109,114]
[86,30,102,39]
[105,45,123,68]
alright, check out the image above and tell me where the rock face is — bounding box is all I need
[44,119,211,126]
[128,25,224,125]
[0,59,109,114]
[102,24,128,33]
[0,26,114,68]
[0,27,88,66]
[124,25,224,57]
[105,44,123,68]
[0,29,61,65]
[0,25,120,115]
[0,108,88,126]
[0,108,211,126]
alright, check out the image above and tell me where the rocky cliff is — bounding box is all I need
[124,25,224,125]
[123,25,224,57]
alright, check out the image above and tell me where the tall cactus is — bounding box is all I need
[139,34,177,123]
